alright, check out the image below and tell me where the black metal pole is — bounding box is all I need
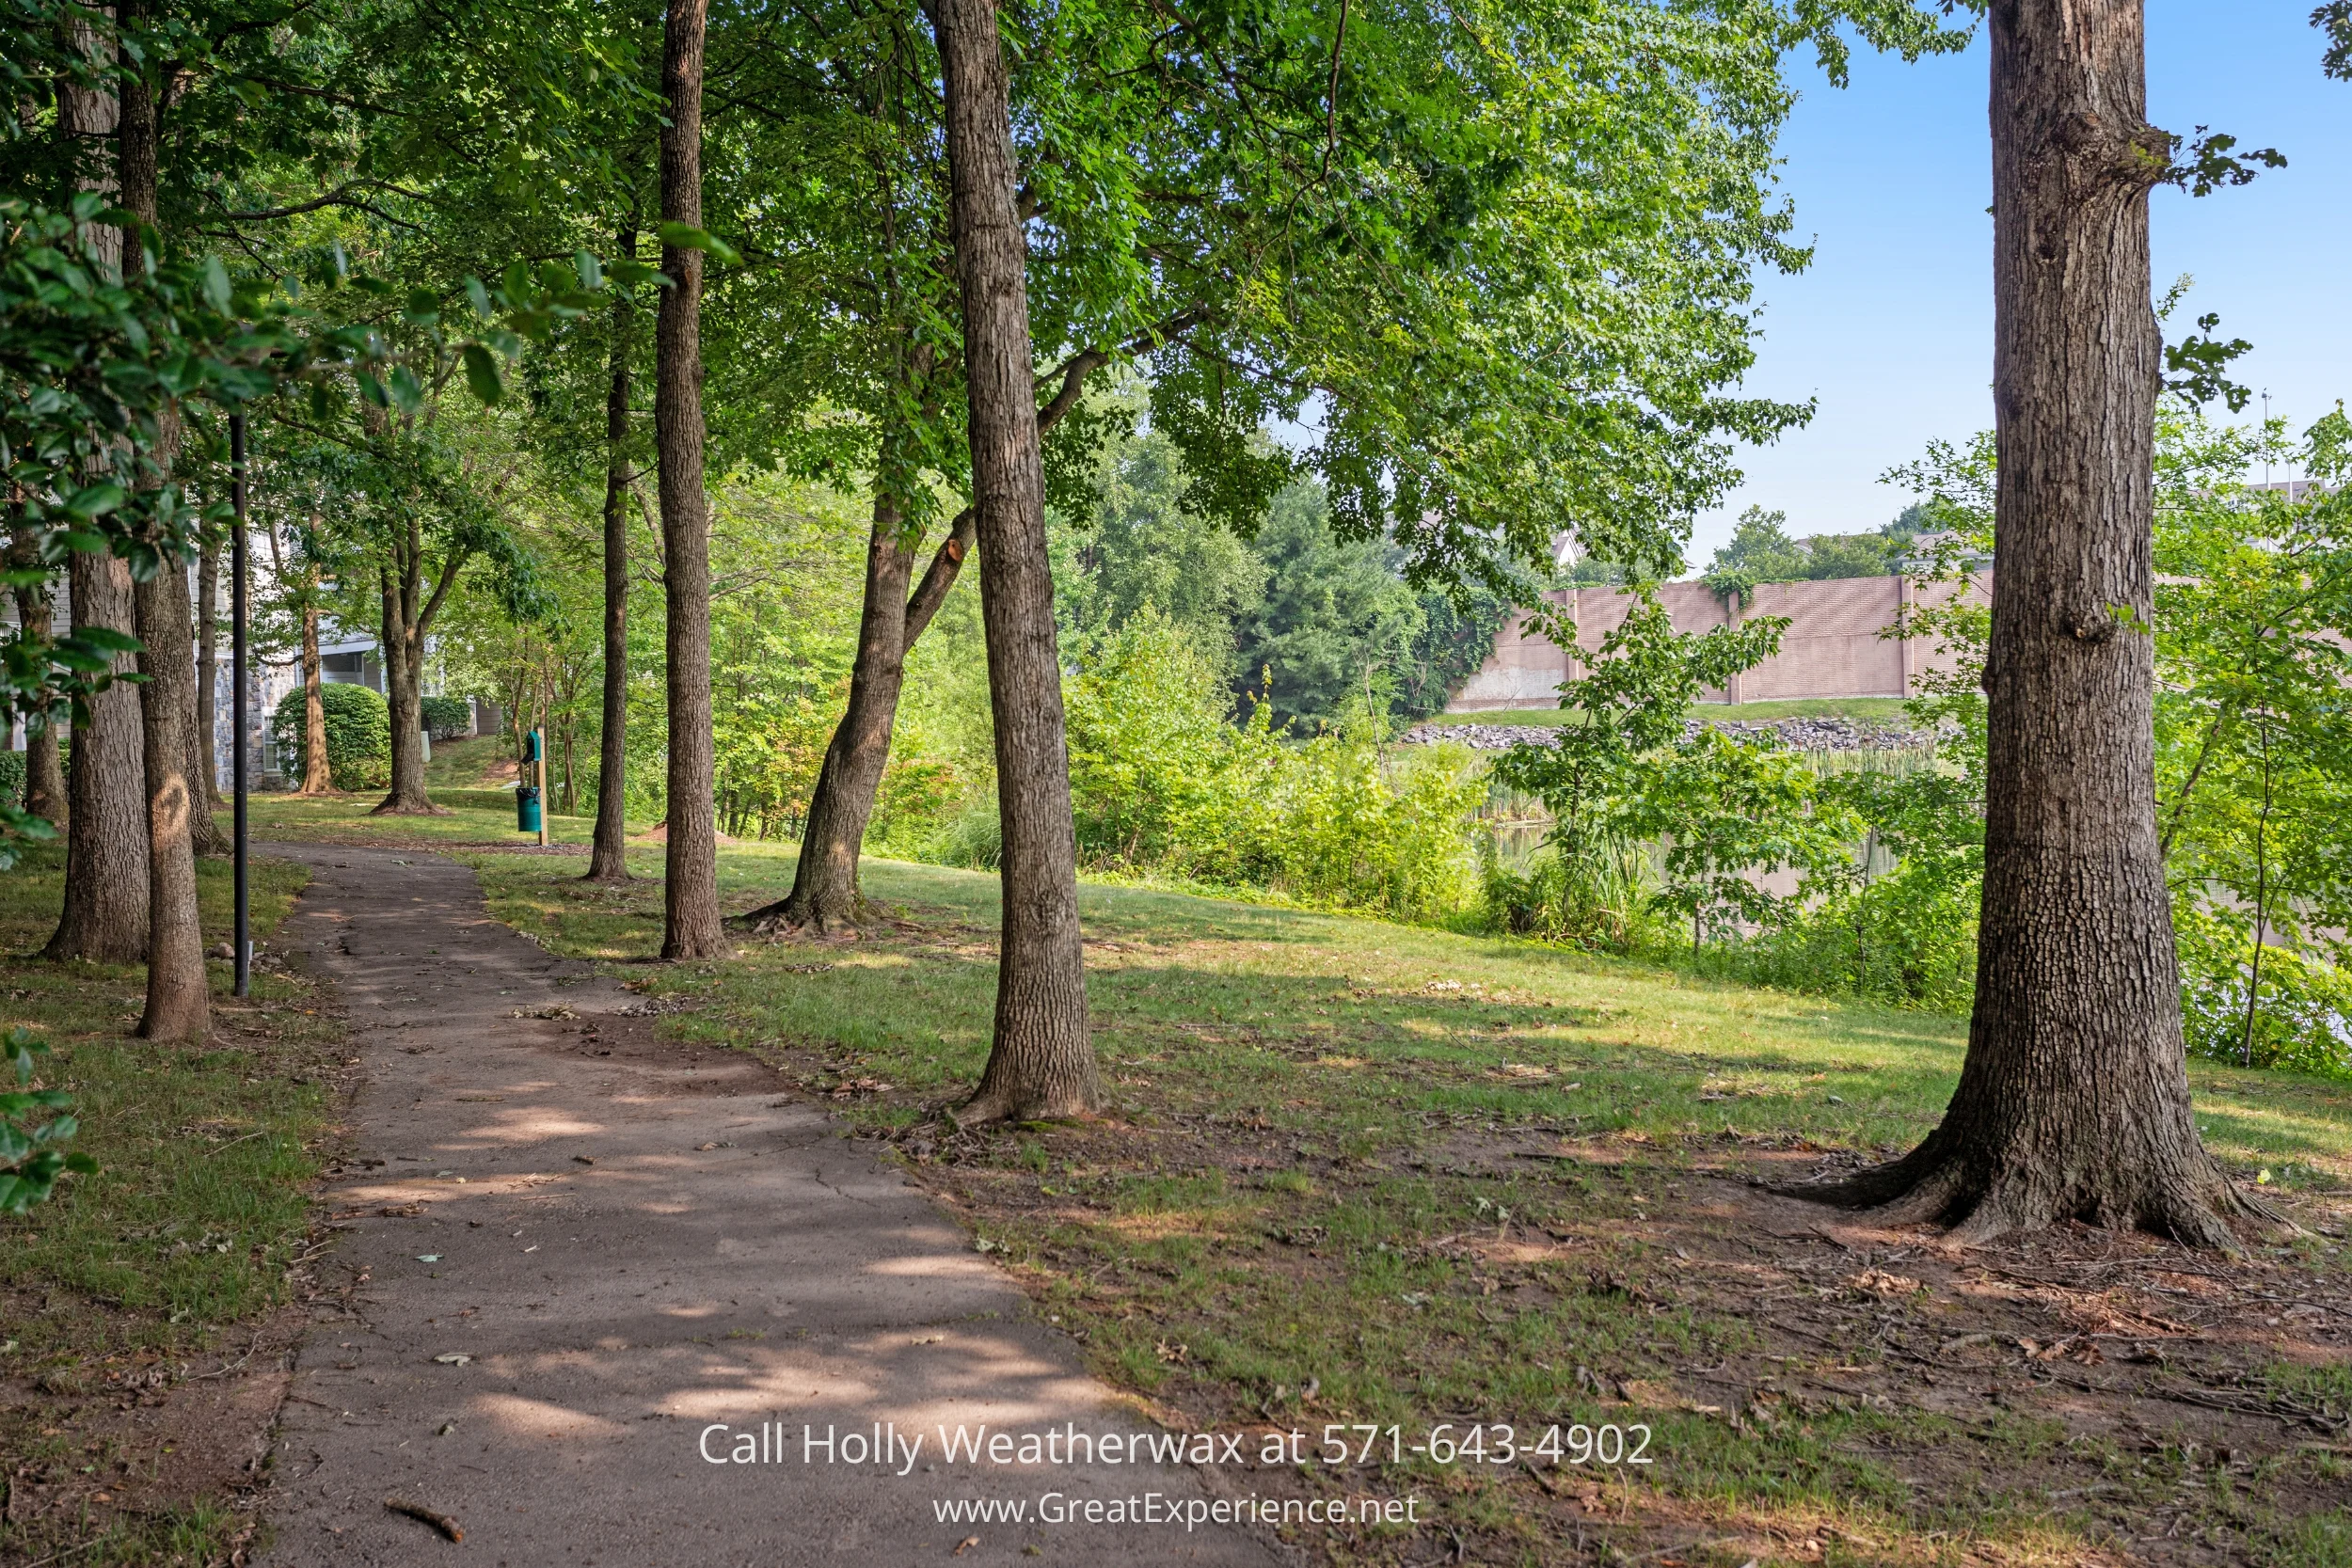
[230,414,249,998]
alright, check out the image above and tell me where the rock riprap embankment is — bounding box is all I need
[1402,715,1939,752]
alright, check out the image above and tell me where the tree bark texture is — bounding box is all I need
[937,0,1099,1121]
[117,64,210,1034]
[8,572,68,827]
[587,229,636,883]
[656,0,723,958]
[112,0,224,863]
[298,596,331,793]
[46,18,148,964]
[750,494,916,932]
[1803,0,2258,1248]
[47,550,149,963]
[132,562,210,1038]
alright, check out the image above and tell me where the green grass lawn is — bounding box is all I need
[246,783,596,847]
[1430,697,1922,730]
[423,731,521,790]
[243,791,2352,1565]
[0,835,344,1567]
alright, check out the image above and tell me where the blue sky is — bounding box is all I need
[1688,4,2352,571]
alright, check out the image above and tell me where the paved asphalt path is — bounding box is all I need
[258,844,1278,1568]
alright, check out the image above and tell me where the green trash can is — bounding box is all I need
[516,784,542,834]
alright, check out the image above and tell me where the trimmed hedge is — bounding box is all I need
[421,694,472,739]
[0,750,23,807]
[270,681,390,789]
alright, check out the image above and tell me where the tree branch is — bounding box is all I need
[209,178,431,221]
[902,507,976,650]
[1034,305,1211,431]
[416,546,470,640]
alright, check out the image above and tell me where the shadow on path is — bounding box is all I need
[259,844,1277,1567]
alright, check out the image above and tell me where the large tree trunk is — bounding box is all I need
[1801,0,2261,1248]
[586,227,636,883]
[378,598,431,810]
[132,560,210,1038]
[371,555,444,815]
[8,575,68,827]
[111,0,227,867]
[119,46,208,1035]
[771,493,915,931]
[47,555,149,963]
[936,0,1098,1121]
[45,17,148,964]
[656,0,723,958]
[297,596,332,793]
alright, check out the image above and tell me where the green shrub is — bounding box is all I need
[1708,861,1979,1010]
[1481,836,1663,953]
[2177,909,2352,1078]
[270,682,390,790]
[0,750,23,809]
[1057,610,1485,922]
[420,694,473,739]
[930,794,1003,871]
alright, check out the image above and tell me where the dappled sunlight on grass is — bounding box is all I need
[239,792,2352,1563]
[245,787,2352,1186]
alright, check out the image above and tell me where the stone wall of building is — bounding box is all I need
[1448,572,1994,710]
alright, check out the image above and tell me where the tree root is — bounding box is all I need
[1780,1134,2292,1253]
[725,892,868,939]
[952,1088,1097,1128]
[369,798,452,816]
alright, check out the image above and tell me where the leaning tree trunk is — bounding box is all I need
[586,227,636,883]
[1801,0,2261,1248]
[937,0,1099,1121]
[734,502,974,934]
[655,0,723,958]
[797,494,928,930]
[296,598,332,793]
[9,579,68,826]
[743,492,917,933]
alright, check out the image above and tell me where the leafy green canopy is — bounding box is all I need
[2153,406,2352,1072]
[1054,430,1511,725]
[1017,0,1968,589]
